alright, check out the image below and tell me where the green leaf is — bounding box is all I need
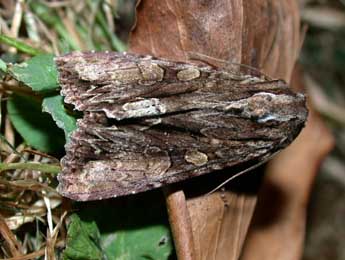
[42,95,77,139]
[104,225,172,260]
[0,58,7,72]
[0,34,43,56]
[75,191,174,260]
[10,54,59,91]
[63,214,107,260]
[7,94,65,153]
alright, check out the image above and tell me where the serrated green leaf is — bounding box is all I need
[0,58,7,72]
[7,94,65,153]
[42,95,77,139]
[10,54,58,91]
[0,34,43,56]
[63,214,106,260]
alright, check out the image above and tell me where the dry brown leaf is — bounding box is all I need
[130,1,300,82]
[130,1,305,259]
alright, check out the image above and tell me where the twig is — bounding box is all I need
[10,0,24,39]
[0,213,23,257]
[1,240,65,260]
[0,162,61,174]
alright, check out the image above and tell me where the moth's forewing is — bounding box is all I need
[56,51,307,201]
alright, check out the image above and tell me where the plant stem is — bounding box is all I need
[0,162,60,174]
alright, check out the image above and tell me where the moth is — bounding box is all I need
[56,51,308,201]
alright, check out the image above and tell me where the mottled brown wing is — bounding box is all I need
[56,51,288,119]
[56,51,307,201]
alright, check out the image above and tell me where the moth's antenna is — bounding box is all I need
[205,151,280,196]
[187,51,273,80]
